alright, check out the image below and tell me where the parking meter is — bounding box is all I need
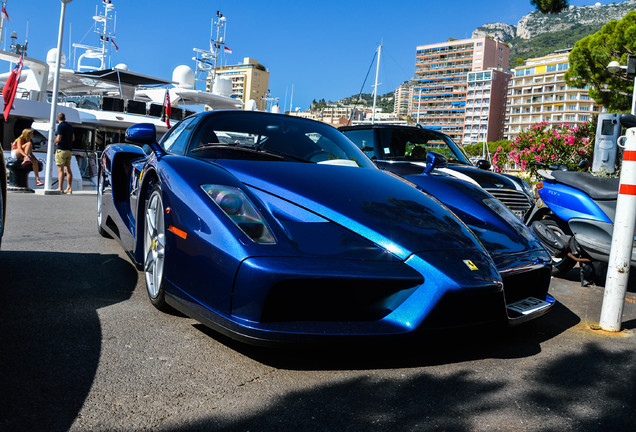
[592,113,621,174]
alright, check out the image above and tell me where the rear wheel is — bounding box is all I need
[541,217,576,275]
[144,184,169,311]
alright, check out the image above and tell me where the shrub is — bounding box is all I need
[493,121,594,177]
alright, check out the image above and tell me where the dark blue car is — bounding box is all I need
[97,111,553,345]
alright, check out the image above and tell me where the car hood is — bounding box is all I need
[214,160,487,261]
[401,173,548,261]
[442,164,521,191]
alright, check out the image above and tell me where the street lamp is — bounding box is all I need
[44,0,73,194]
[606,54,636,115]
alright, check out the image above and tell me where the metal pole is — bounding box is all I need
[44,0,72,194]
[632,76,636,115]
[599,126,636,331]
[0,0,6,45]
[372,44,381,125]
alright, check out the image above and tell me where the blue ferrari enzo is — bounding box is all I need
[97,111,554,345]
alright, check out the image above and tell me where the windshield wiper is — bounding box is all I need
[192,144,310,163]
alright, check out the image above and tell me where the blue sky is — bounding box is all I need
[1,0,618,111]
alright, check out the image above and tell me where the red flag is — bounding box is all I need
[224,46,232,54]
[111,38,119,51]
[163,88,171,128]
[3,50,24,121]
[1,6,10,21]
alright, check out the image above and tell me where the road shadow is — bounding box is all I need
[0,251,138,432]
[158,340,635,432]
[555,263,636,292]
[193,300,581,371]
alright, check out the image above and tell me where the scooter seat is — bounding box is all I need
[551,171,619,200]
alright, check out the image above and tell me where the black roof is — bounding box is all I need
[74,68,172,87]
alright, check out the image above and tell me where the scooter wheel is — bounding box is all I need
[541,218,576,275]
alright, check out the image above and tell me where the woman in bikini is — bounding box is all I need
[11,129,43,186]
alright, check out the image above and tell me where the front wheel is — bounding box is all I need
[97,169,112,238]
[541,218,576,275]
[144,184,169,311]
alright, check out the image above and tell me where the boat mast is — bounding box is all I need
[372,44,381,125]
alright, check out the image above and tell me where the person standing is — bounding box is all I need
[54,112,74,194]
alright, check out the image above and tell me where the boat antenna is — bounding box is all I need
[193,11,227,92]
[73,0,117,71]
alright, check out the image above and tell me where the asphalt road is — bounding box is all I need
[1,192,635,432]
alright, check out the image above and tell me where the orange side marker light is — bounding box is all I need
[168,225,187,239]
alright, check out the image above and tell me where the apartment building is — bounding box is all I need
[394,81,414,119]
[504,50,602,140]
[413,37,509,142]
[463,69,511,145]
[209,57,270,110]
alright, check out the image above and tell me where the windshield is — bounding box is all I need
[343,127,470,165]
[188,112,375,168]
[380,128,470,164]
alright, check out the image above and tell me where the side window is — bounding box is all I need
[160,116,198,154]
[342,129,376,158]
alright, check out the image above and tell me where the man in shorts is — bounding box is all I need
[54,112,75,194]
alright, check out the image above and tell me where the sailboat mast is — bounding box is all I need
[372,44,381,125]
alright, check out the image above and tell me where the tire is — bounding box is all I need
[0,183,4,249]
[541,217,576,275]
[97,169,112,238]
[144,184,169,311]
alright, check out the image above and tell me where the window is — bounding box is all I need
[161,116,200,154]
[341,129,375,158]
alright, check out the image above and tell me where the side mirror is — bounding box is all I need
[620,113,636,129]
[476,159,491,170]
[424,151,448,174]
[125,123,157,145]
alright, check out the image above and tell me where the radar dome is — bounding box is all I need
[245,99,258,111]
[212,76,232,97]
[114,63,130,71]
[172,65,194,89]
[46,49,66,67]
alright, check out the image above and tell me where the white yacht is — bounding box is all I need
[0,1,240,190]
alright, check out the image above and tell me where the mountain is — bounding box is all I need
[472,0,636,68]
[473,0,635,42]
[515,0,635,39]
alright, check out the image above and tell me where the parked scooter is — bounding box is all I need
[527,113,636,285]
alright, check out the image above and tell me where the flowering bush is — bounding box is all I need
[493,121,594,177]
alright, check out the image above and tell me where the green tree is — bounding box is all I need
[531,0,569,14]
[565,11,636,112]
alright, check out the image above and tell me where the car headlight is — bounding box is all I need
[519,178,533,198]
[201,185,276,244]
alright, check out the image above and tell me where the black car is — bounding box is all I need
[339,124,534,220]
